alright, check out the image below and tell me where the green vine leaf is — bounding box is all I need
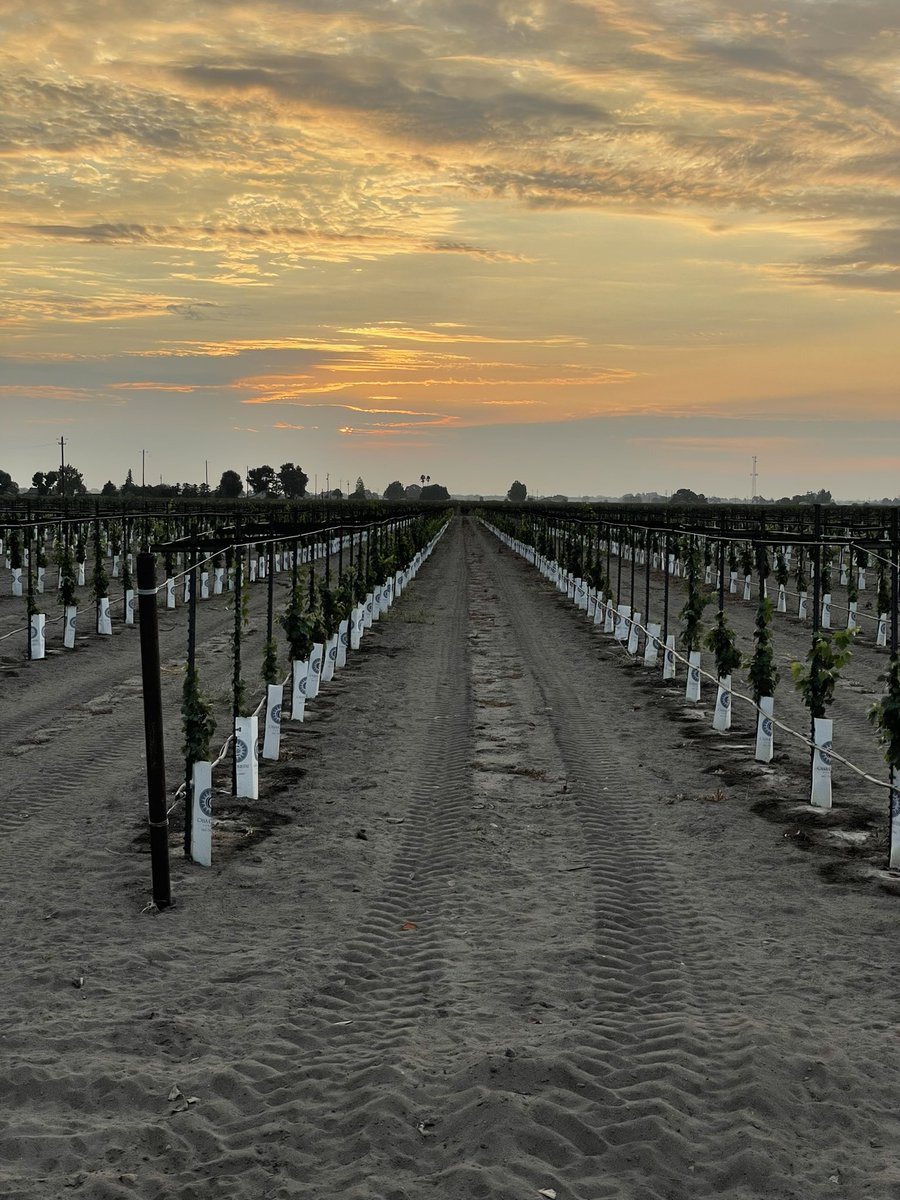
[791,628,857,719]
[748,597,779,702]
[869,654,900,770]
[182,665,217,765]
[704,610,743,679]
[679,542,711,652]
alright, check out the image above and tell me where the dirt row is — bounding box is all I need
[496,529,897,829]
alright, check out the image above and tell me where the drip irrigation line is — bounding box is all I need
[621,613,893,794]
[211,735,235,770]
[170,729,237,813]
[0,624,29,643]
[721,579,882,627]
[0,587,130,641]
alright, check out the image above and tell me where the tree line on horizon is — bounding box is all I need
[3,468,876,507]
[0,463,453,503]
[0,462,311,500]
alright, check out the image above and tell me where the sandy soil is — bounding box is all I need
[1,517,899,1199]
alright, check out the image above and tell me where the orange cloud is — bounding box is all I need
[340,323,584,346]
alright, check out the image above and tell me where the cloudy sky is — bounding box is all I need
[2,0,899,499]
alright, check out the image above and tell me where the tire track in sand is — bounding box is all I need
[146,520,781,1199]
[470,517,887,1199]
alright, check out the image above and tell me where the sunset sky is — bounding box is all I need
[2,0,899,499]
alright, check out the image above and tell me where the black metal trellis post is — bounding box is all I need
[232,527,243,797]
[267,540,276,648]
[809,506,824,759]
[892,507,899,657]
[629,527,636,612]
[184,535,198,859]
[663,533,670,643]
[25,529,35,659]
[136,552,172,910]
[644,528,651,631]
[812,504,822,637]
[308,534,316,607]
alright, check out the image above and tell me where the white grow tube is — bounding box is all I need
[234,714,259,800]
[810,717,833,809]
[755,696,774,762]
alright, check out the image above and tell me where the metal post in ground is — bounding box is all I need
[644,526,651,631]
[136,552,172,909]
[810,504,823,765]
[232,528,244,797]
[629,525,636,611]
[663,533,670,642]
[812,504,822,637]
[267,540,276,646]
[891,507,898,656]
[26,530,35,659]
[183,536,198,859]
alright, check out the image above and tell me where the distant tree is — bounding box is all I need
[670,487,707,505]
[383,480,405,500]
[790,489,833,505]
[507,480,527,502]
[329,488,343,499]
[31,470,58,496]
[56,464,86,496]
[0,469,18,495]
[217,469,244,498]
[247,464,278,496]
[278,462,308,499]
[404,483,422,500]
[100,480,118,497]
[121,468,138,494]
[420,482,450,501]
[181,482,200,497]
[353,476,367,498]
